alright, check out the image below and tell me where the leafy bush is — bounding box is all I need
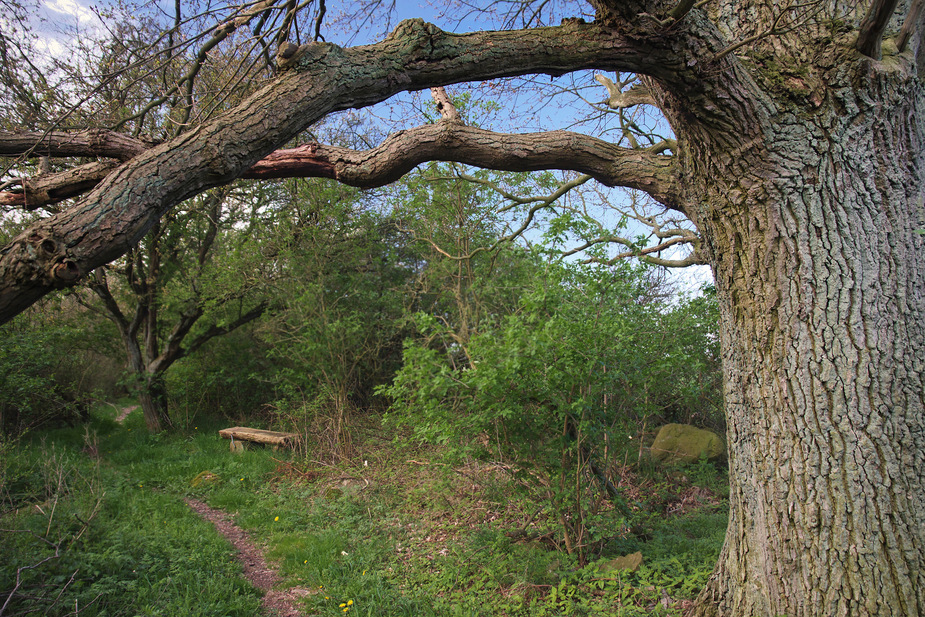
[383,258,722,562]
[0,323,91,436]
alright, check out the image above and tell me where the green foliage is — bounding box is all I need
[0,419,263,615]
[262,180,417,453]
[383,257,722,561]
[0,319,95,436]
[2,401,727,617]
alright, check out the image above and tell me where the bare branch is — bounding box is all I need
[397,174,594,262]
[594,74,655,109]
[712,1,828,62]
[181,301,269,360]
[578,234,704,267]
[314,0,327,41]
[856,0,901,58]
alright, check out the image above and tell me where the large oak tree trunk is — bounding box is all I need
[683,53,925,617]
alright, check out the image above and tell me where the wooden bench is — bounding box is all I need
[219,427,301,452]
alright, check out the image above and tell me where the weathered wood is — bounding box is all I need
[219,427,300,448]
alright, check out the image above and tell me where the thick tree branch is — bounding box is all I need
[0,130,152,160]
[247,125,681,207]
[0,18,691,324]
[896,0,925,52]
[0,162,119,210]
[856,0,901,58]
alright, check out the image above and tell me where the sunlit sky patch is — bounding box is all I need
[33,0,104,60]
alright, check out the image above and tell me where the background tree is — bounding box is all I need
[77,187,272,432]
[262,177,414,460]
[0,1,922,615]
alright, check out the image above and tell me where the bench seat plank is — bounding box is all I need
[218,426,300,447]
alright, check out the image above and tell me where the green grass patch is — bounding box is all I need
[2,406,728,616]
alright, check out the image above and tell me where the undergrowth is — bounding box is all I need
[1,404,727,616]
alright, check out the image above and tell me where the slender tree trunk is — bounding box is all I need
[684,57,925,617]
[138,374,171,433]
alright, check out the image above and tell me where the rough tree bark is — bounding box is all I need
[0,1,923,615]
[665,17,925,617]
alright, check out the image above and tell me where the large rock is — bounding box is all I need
[649,423,725,464]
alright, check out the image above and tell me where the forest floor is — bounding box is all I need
[1,403,729,616]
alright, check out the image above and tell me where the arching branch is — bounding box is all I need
[0,18,694,324]
[1,123,678,211]
[856,0,901,58]
[248,125,680,207]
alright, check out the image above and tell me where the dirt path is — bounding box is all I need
[184,497,312,617]
[112,404,138,424]
[108,403,310,614]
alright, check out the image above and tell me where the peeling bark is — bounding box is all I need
[0,162,119,209]
[0,126,678,210]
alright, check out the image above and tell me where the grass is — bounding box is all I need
[1,403,728,616]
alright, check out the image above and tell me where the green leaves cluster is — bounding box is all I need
[383,257,721,560]
[0,322,95,436]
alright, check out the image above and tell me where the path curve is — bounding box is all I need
[113,404,138,424]
[184,497,311,617]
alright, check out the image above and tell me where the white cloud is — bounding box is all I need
[34,35,65,59]
[33,0,105,62]
[43,0,96,23]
